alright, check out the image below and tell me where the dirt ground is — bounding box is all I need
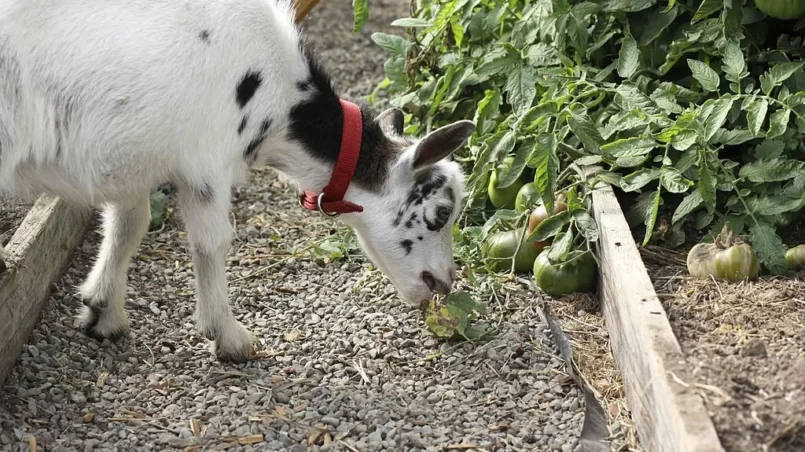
[643,246,805,452]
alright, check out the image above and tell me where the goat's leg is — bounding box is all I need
[79,196,150,339]
[178,183,256,363]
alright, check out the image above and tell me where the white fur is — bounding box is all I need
[0,0,471,362]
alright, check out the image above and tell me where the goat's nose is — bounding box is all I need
[421,271,452,295]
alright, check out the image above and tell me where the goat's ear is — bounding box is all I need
[411,120,475,172]
[377,108,404,136]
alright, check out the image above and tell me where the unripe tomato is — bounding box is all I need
[754,0,805,20]
[526,201,568,251]
[483,228,540,273]
[532,249,597,297]
[786,245,805,270]
[488,157,525,209]
[515,183,539,212]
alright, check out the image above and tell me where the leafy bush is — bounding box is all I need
[365,0,805,276]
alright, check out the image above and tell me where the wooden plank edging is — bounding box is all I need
[587,176,724,452]
[0,196,91,386]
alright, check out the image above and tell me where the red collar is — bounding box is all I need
[299,99,365,216]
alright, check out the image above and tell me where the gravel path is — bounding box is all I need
[0,2,586,451]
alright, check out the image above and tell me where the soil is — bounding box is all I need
[643,246,805,452]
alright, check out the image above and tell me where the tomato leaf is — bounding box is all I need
[496,138,533,189]
[746,98,768,137]
[688,59,720,92]
[531,133,559,214]
[617,34,639,79]
[573,211,599,242]
[353,0,370,32]
[749,222,788,276]
[620,168,660,192]
[672,189,703,224]
[601,137,655,158]
[527,210,572,242]
[504,64,537,115]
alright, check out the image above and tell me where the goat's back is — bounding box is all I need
[0,0,308,203]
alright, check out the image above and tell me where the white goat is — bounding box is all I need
[0,0,475,362]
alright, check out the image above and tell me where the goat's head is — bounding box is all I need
[341,109,475,306]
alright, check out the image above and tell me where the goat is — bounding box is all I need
[0,0,475,362]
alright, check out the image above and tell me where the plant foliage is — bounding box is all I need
[364,0,805,277]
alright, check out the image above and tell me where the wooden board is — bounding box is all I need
[0,196,91,386]
[586,175,724,452]
[294,0,322,22]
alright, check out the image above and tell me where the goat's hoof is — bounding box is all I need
[208,323,258,363]
[79,305,129,342]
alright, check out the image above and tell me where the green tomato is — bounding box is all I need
[785,245,805,270]
[488,157,525,209]
[483,228,539,273]
[754,0,805,20]
[515,183,539,212]
[532,249,597,297]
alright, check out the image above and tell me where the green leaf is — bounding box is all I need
[527,211,571,242]
[739,158,805,183]
[767,108,791,139]
[770,62,804,85]
[547,229,573,262]
[687,59,720,92]
[617,34,639,79]
[474,89,502,135]
[504,64,538,115]
[353,0,369,32]
[692,0,722,23]
[746,98,768,136]
[638,6,679,45]
[698,151,717,212]
[444,291,488,315]
[568,112,604,154]
[721,40,746,82]
[620,167,660,192]
[660,167,694,193]
[749,222,788,275]
[496,139,533,189]
[574,155,603,166]
[616,84,663,116]
[476,50,520,79]
[754,140,785,160]
[672,189,703,224]
[532,133,559,214]
[390,17,431,27]
[601,137,655,158]
[643,187,661,245]
[573,211,599,242]
[704,97,733,141]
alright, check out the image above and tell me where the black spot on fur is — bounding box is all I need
[424,204,453,232]
[199,30,210,43]
[400,239,413,255]
[288,43,399,192]
[243,117,273,163]
[392,209,404,227]
[297,80,312,91]
[404,212,417,229]
[418,236,423,241]
[238,116,248,135]
[236,71,262,108]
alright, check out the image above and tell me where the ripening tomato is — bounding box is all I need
[526,201,568,251]
[532,249,597,297]
[687,242,760,281]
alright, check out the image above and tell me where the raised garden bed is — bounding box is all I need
[0,197,91,385]
[645,247,805,451]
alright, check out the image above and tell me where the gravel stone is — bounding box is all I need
[0,1,585,451]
